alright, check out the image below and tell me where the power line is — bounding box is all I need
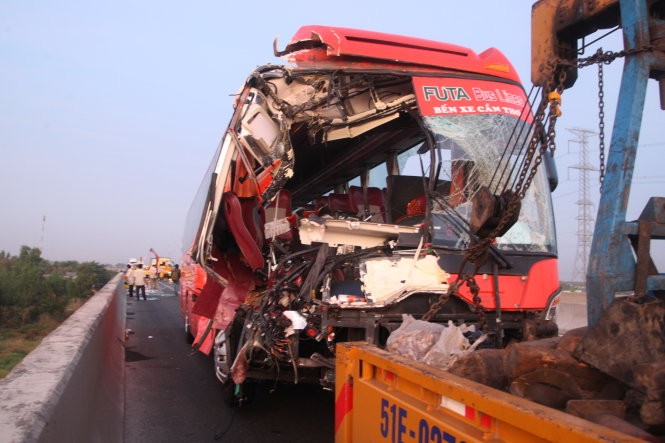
[568,128,598,284]
[553,190,579,200]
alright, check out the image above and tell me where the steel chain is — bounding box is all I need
[597,49,606,185]
[574,45,654,69]
[421,273,488,333]
[549,70,567,157]
[561,45,653,185]
[514,89,552,197]
[422,278,458,322]
[462,69,564,270]
[519,70,566,200]
[470,68,565,259]
[467,275,487,333]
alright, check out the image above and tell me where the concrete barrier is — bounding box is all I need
[557,291,588,334]
[0,274,126,443]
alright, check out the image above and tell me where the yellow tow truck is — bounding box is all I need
[148,257,172,279]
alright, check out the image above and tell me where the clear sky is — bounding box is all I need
[0,1,662,279]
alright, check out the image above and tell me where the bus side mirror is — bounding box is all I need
[543,151,558,192]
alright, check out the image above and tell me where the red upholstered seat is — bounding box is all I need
[328,193,354,214]
[314,196,330,210]
[221,192,265,271]
[349,186,364,214]
[242,196,265,246]
[366,187,386,222]
[348,186,386,222]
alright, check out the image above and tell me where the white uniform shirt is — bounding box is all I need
[133,268,146,286]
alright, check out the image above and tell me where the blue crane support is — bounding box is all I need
[532,0,664,325]
[587,0,665,324]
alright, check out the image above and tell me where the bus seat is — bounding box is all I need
[221,192,264,271]
[366,187,386,223]
[349,186,364,214]
[315,196,330,210]
[241,195,265,247]
[349,186,386,222]
[328,193,355,215]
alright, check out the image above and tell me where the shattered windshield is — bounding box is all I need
[407,76,557,254]
[400,113,556,253]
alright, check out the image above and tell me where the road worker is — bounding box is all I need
[133,264,147,300]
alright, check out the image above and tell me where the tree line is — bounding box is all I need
[0,246,115,328]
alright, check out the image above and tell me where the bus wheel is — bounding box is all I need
[184,313,194,344]
[213,330,231,384]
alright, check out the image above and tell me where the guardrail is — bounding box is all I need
[0,274,126,443]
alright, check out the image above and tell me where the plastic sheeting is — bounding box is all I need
[386,314,487,370]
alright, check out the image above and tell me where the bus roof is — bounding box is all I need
[277,25,521,83]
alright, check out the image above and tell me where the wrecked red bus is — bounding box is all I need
[180,25,560,405]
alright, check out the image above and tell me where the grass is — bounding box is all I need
[0,299,85,379]
[0,325,52,378]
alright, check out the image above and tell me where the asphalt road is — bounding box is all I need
[123,281,334,443]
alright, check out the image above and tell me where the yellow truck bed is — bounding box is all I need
[335,342,643,442]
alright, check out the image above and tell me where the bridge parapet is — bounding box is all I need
[0,274,125,443]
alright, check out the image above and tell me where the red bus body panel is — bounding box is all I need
[451,258,559,310]
[282,25,521,83]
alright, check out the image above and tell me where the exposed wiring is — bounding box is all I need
[213,409,235,440]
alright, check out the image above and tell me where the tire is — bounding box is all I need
[214,314,255,407]
[184,313,194,344]
[213,330,231,384]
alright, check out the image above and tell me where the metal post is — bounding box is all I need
[586,0,651,325]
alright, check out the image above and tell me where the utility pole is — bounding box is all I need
[41,214,46,253]
[568,128,598,285]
